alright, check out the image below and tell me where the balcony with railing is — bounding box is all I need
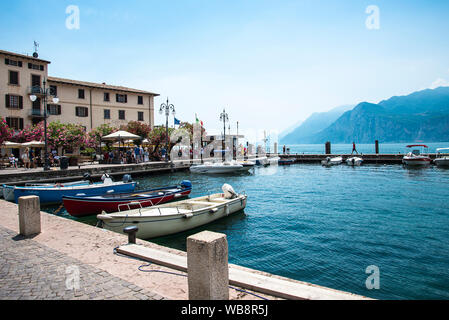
[28,108,46,118]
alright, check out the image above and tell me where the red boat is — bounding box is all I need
[62,181,192,217]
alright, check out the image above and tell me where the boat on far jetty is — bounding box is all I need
[435,148,449,167]
[346,157,363,166]
[402,145,431,167]
[63,180,192,217]
[279,158,295,165]
[97,184,247,239]
[189,161,251,174]
[321,156,343,166]
[4,174,137,204]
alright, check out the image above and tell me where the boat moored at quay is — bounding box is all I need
[97,184,247,239]
[3,174,137,205]
[63,180,192,217]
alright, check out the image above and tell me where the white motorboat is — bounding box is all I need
[238,160,256,169]
[189,161,251,174]
[97,184,247,239]
[346,157,363,166]
[402,145,431,167]
[321,156,343,166]
[435,148,449,167]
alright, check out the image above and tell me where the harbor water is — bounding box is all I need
[45,143,449,300]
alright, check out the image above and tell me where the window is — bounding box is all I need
[76,106,88,117]
[28,63,44,71]
[50,85,57,96]
[6,117,24,130]
[78,89,85,99]
[31,75,41,87]
[47,104,61,115]
[5,58,22,67]
[8,71,19,85]
[138,111,144,121]
[138,96,143,105]
[104,92,110,102]
[104,109,110,119]
[32,97,41,110]
[118,110,125,120]
[116,94,127,103]
[5,94,23,109]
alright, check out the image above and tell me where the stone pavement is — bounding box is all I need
[0,226,165,300]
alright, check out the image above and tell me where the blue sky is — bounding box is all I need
[1,0,449,141]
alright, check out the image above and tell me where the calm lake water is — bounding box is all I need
[45,153,449,300]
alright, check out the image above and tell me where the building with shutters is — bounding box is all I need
[0,49,159,132]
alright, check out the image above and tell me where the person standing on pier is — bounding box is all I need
[351,142,358,155]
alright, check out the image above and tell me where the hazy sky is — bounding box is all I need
[1,0,449,141]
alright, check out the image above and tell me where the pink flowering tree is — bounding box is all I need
[0,117,13,145]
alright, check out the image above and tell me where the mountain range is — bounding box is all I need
[281,86,449,144]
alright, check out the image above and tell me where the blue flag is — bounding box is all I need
[174,118,181,125]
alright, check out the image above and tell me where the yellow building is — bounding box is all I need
[1,49,158,132]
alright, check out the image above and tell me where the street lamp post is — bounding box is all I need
[220,109,229,162]
[29,78,59,171]
[159,98,175,162]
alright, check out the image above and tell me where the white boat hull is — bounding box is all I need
[190,164,250,174]
[435,157,449,167]
[346,157,363,166]
[322,156,343,166]
[98,194,247,239]
[402,157,431,166]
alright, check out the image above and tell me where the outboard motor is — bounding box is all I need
[222,184,238,199]
[83,173,94,184]
[180,180,192,189]
[122,174,133,183]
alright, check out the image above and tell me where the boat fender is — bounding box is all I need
[184,213,194,219]
[210,208,218,214]
[225,204,230,215]
[174,193,182,198]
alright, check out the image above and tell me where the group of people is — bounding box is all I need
[102,145,151,164]
[3,148,40,169]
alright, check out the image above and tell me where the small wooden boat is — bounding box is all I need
[435,148,449,167]
[63,181,192,217]
[2,178,91,201]
[97,184,247,239]
[402,145,431,167]
[7,174,137,204]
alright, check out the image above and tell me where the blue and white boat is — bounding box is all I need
[3,174,137,205]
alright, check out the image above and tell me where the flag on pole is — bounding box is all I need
[195,114,203,126]
[174,117,181,125]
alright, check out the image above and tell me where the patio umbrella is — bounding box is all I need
[21,140,45,148]
[102,131,141,151]
[1,141,22,149]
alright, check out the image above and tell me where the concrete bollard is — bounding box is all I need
[187,231,229,300]
[18,196,41,237]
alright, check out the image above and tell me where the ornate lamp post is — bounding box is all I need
[220,109,229,161]
[29,78,59,171]
[159,98,175,162]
